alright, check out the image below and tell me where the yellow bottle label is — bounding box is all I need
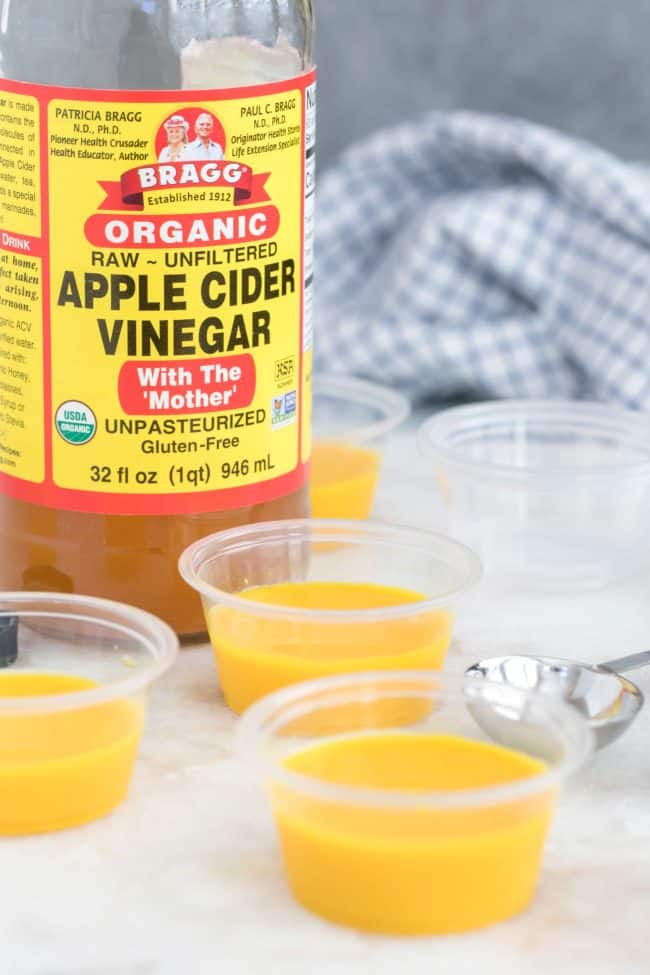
[0,73,315,514]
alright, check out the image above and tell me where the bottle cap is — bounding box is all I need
[0,616,18,668]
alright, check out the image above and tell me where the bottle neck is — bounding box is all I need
[0,0,313,90]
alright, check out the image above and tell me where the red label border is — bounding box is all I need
[0,462,309,516]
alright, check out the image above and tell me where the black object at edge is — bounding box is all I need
[0,616,18,667]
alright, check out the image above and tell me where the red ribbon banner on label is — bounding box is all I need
[118,355,256,416]
[98,161,270,211]
[84,204,280,249]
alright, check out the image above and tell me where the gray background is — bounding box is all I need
[316,0,650,169]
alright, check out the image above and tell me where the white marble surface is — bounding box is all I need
[4,425,650,975]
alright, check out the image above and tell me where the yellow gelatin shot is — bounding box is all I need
[209,581,453,714]
[238,672,592,935]
[309,376,411,520]
[310,441,381,520]
[180,521,481,715]
[275,733,553,934]
[0,673,145,835]
[0,592,178,836]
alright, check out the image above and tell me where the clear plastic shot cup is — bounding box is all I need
[179,519,481,714]
[311,375,410,519]
[419,400,650,589]
[237,671,593,935]
[0,592,178,835]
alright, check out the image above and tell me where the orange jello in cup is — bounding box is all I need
[0,592,177,835]
[209,581,451,714]
[238,672,593,934]
[179,520,481,714]
[310,442,381,519]
[310,376,410,520]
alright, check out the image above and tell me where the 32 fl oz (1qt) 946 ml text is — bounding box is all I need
[88,457,277,488]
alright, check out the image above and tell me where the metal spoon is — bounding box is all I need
[466,651,649,750]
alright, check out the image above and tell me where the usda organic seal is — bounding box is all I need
[55,400,97,445]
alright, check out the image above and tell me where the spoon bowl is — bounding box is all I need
[466,654,644,750]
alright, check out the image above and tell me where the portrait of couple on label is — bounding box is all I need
[157,109,225,163]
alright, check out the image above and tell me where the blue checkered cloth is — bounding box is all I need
[314,112,650,407]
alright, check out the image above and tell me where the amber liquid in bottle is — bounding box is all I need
[0,0,314,634]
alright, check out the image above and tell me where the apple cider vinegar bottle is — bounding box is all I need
[0,0,315,634]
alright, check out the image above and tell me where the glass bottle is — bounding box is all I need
[0,0,315,635]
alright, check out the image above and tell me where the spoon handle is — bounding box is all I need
[600,651,650,674]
